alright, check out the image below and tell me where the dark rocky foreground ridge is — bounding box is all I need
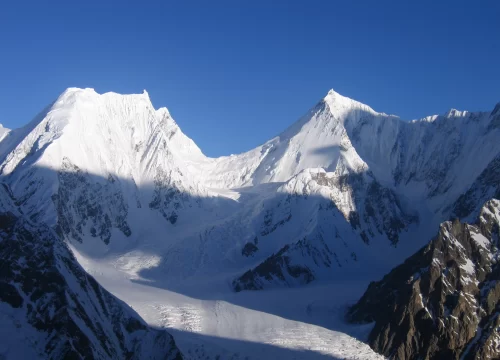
[0,184,182,360]
[348,199,500,360]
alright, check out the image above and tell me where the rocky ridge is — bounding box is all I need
[348,199,500,360]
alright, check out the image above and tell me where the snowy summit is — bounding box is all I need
[0,87,499,359]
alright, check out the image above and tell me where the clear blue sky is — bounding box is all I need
[1,1,499,157]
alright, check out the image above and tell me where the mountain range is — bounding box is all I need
[0,87,498,359]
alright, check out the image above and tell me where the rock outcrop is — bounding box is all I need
[348,199,500,360]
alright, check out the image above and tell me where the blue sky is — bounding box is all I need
[1,1,499,157]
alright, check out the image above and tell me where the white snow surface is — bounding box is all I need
[1,87,499,359]
[0,124,10,142]
[74,248,383,360]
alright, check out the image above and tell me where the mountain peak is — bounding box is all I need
[58,87,96,98]
[54,88,152,106]
[326,88,339,96]
[444,108,467,118]
[324,88,347,102]
[323,88,382,118]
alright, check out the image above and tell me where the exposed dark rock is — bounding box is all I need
[348,211,361,229]
[347,199,500,360]
[232,235,337,291]
[233,243,314,291]
[54,157,132,244]
[241,242,259,257]
[260,208,292,236]
[0,281,23,308]
[148,168,201,225]
[312,170,418,245]
[168,211,178,225]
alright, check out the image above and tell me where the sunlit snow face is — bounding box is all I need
[111,251,163,280]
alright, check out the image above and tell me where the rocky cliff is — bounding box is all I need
[348,199,500,360]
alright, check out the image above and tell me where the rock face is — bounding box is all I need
[234,240,317,291]
[309,169,418,245]
[232,167,418,291]
[0,184,182,359]
[347,199,500,360]
[54,157,132,244]
[241,239,259,257]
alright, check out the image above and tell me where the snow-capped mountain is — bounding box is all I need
[0,87,498,359]
[0,86,498,288]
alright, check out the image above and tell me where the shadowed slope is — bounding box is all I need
[0,183,183,359]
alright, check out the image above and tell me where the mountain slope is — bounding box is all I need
[197,90,500,222]
[0,88,213,230]
[232,167,419,291]
[0,88,420,277]
[0,87,498,287]
[1,87,499,359]
[197,90,383,189]
[0,183,182,359]
[451,154,500,221]
[343,103,500,219]
[348,199,500,360]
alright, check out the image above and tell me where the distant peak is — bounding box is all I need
[324,88,344,100]
[52,88,90,107]
[445,108,467,118]
[327,88,338,96]
[322,88,392,118]
[323,88,357,105]
[61,87,95,95]
[56,88,153,102]
[324,88,363,107]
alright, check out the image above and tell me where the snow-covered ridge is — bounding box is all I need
[0,86,499,359]
[2,86,496,189]
[0,124,10,142]
[0,86,498,233]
